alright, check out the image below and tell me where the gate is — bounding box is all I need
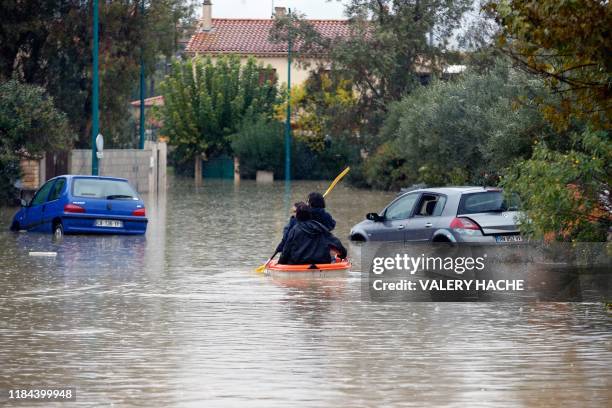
[203,155,234,179]
[45,151,69,181]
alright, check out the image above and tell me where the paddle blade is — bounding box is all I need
[323,166,350,198]
[255,264,266,274]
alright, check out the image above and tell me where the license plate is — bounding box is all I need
[94,219,123,228]
[496,235,522,243]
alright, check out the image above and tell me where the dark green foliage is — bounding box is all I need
[231,116,284,178]
[230,115,361,181]
[292,136,362,181]
[502,129,611,242]
[271,0,474,142]
[0,80,73,204]
[488,0,611,130]
[364,62,553,190]
[0,0,193,147]
[158,56,278,170]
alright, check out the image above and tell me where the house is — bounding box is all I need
[184,2,350,85]
[130,95,166,143]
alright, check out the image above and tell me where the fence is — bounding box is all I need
[70,142,166,193]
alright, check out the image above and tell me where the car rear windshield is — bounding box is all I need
[457,191,519,215]
[72,178,137,199]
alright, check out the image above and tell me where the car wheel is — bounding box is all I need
[53,222,64,240]
[432,235,452,243]
[350,233,366,242]
[10,221,19,231]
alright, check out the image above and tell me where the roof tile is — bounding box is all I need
[185,18,349,56]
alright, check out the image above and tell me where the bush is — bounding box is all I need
[231,117,284,179]
[0,80,73,204]
[231,115,361,181]
[292,135,361,181]
[502,129,611,242]
[363,61,554,189]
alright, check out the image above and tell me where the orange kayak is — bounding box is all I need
[265,259,351,276]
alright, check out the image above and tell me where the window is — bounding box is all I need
[385,193,419,220]
[458,191,519,215]
[258,68,277,85]
[433,196,447,216]
[48,178,66,201]
[415,194,447,217]
[30,180,55,206]
[72,178,137,199]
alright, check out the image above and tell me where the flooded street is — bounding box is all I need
[0,178,610,407]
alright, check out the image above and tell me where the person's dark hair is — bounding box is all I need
[307,192,325,209]
[295,202,312,221]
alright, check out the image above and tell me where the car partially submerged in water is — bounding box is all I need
[10,175,147,237]
[350,187,522,243]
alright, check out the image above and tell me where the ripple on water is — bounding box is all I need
[0,179,610,407]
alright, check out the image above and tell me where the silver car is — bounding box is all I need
[350,187,522,243]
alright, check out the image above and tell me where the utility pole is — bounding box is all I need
[139,0,146,149]
[284,8,292,183]
[91,0,99,175]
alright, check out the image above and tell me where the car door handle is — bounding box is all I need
[398,225,404,230]
[425,223,432,228]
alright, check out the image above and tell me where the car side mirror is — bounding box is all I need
[366,212,383,222]
[20,198,28,207]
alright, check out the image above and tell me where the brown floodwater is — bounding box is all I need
[0,178,610,407]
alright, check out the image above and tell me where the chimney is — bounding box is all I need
[202,0,212,31]
[274,7,286,17]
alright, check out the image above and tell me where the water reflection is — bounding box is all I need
[0,178,610,407]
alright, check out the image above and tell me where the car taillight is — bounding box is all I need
[450,217,480,230]
[132,208,146,216]
[64,203,85,213]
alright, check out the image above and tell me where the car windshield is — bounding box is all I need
[457,191,519,215]
[72,178,137,199]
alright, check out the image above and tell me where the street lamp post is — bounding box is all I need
[284,8,292,183]
[91,0,100,175]
[139,0,146,150]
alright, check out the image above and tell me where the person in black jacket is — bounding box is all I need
[275,193,337,253]
[275,202,300,254]
[307,192,336,231]
[278,203,347,265]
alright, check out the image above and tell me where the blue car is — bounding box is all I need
[10,175,148,238]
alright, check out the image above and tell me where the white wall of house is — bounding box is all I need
[197,54,322,86]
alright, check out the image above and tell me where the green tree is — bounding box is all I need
[158,56,278,177]
[502,129,611,242]
[487,0,611,130]
[0,80,74,203]
[271,0,473,143]
[274,69,359,151]
[364,62,554,189]
[0,0,193,147]
[485,0,611,242]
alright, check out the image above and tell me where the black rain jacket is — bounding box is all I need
[275,209,336,253]
[278,220,347,265]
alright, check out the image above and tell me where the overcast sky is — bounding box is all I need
[202,0,348,19]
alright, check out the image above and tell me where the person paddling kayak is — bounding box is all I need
[278,203,347,265]
[275,192,336,254]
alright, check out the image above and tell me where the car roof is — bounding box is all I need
[51,175,129,182]
[401,186,503,196]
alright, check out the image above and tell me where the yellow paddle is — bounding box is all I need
[255,166,351,274]
[323,166,350,198]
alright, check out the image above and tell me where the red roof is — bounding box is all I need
[185,18,349,57]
